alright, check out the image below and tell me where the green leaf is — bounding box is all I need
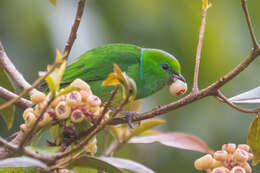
[26,146,61,155]
[70,155,155,173]
[74,167,97,173]
[0,156,47,169]
[129,132,213,153]
[0,66,15,130]
[45,75,56,96]
[50,124,64,145]
[0,167,37,173]
[247,115,260,165]
[57,85,78,96]
[48,0,57,7]
[44,50,66,95]
[69,155,124,173]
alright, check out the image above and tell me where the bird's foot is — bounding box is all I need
[109,106,140,128]
[120,110,140,128]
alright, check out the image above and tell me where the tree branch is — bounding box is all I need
[0,61,60,111]
[0,86,32,109]
[63,0,86,60]
[192,4,211,92]
[216,90,260,114]
[241,0,259,49]
[0,42,41,96]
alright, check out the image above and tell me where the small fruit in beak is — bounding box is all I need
[169,79,187,96]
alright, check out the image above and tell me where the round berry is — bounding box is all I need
[169,79,187,96]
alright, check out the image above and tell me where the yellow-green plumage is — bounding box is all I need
[62,44,184,110]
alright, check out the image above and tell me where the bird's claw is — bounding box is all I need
[120,110,140,129]
[109,106,140,128]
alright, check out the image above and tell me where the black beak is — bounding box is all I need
[170,73,186,83]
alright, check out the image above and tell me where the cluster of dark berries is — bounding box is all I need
[194,143,253,173]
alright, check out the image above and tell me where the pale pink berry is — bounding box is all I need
[212,167,229,173]
[87,95,101,106]
[194,154,214,171]
[24,112,36,127]
[66,91,82,107]
[233,148,248,162]
[237,144,250,152]
[222,143,236,153]
[55,101,71,119]
[39,111,54,126]
[214,150,228,162]
[71,109,85,123]
[23,108,34,120]
[30,92,46,104]
[230,166,246,173]
[80,90,90,102]
[70,79,92,94]
[240,162,252,173]
[247,153,253,161]
[210,159,222,169]
[169,79,187,96]
[51,95,65,107]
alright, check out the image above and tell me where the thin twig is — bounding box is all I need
[241,0,259,49]
[216,90,260,113]
[96,86,119,125]
[0,136,19,153]
[0,135,56,164]
[0,42,41,96]
[63,0,86,60]
[0,62,60,110]
[192,4,211,92]
[76,86,119,140]
[18,96,55,148]
[0,86,32,109]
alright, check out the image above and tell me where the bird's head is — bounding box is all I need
[141,48,187,96]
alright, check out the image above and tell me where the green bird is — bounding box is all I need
[61,43,186,112]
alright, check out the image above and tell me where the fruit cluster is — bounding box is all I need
[20,79,104,132]
[194,143,253,173]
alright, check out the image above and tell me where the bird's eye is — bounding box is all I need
[161,64,169,70]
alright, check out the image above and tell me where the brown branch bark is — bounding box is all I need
[192,4,211,92]
[216,90,260,114]
[0,42,41,96]
[63,0,86,60]
[0,86,32,109]
[241,0,259,49]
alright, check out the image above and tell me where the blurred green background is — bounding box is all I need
[1,0,260,172]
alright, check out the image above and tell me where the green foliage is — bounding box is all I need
[0,167,36,173]
[0,66,15,130]
[70,155,155,173]
[247,115,260,165]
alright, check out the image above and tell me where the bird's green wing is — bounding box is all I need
[62,44,142,101]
